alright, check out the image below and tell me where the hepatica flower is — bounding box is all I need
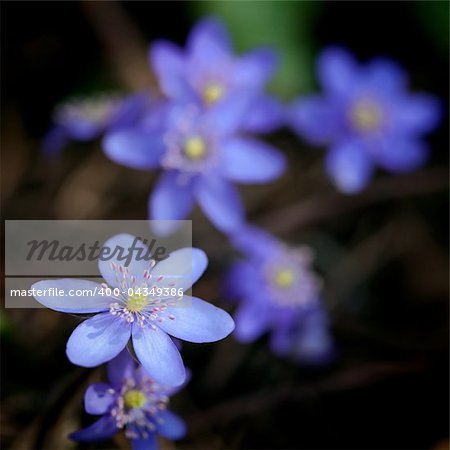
[288,47,441,193]
[225,226,334,364]
[71,350,186,450]
[104,99,286,234]
[150,16,284,133]
[31,233,234,386]
[103,17,287,234]
[42,92,148,156]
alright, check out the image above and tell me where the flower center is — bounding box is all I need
[183,136,207,160]
[350,99,382,132]
[274,268,295,288]
[126,291,148,313]
[350,100,382,132]
[202,83,224,105]
[124,389,147,409]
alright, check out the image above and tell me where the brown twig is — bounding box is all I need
[81,1,156,91]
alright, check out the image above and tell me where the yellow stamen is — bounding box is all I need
[124,389,147,409]
[184,136,207,160]
[126,291,148,313]
[274,269,295,288]
[203,83,224,105]
[350,99,382,132]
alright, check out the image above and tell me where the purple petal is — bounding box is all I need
[131,434,158,450]
[102,128,164,170]
[202,94,253,137]
[109,92,151,129]
[187,17,231,67]
[150,40,191,99]
[132,324,185,386]
[234,298,270,343]
[223,261,257,300]
[317,47,359,97]
[195,176,245,232]
[98,234,153,289]
[289,95,342,145]
[84,383,116,415]
[391,94,442,135]
[150,248,208,292]
[31,279,111,313]
[63,118,104,141]
[325,141,374,194]
[158,296,234,343]
[294,326,335,366]
[233,48,278,89]
[230,224,280,260]
[374,138,429,173]
[221,137,286,183]
[149,172,195,235]
[365,58,408,93]
[42,125,68,156]
[270,327,293,356]
[70,414,118,442]
[155,410,186,440]
[66,313,131,367]
[107,349,136,387]
[241,94,285,134]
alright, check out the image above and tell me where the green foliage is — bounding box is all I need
[413,0,449,52]
[190,1,322,99]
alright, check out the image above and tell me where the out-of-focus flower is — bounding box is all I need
[103,100,286,234]
[42,92,149,156]
[225,226,334,365]
[70,350,186,450]
[150,16,284,133]
[288,47,442,193]
[31,233,234,386]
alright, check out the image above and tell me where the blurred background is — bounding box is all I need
[1,1,449,449]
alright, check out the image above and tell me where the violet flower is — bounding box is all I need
[42,92,148,156]
[288,47,441,193]
[150,16,284,133]
[31,233,234,386]
[70,350,186,450]
[103,99,286,234]
[225,226,334,365]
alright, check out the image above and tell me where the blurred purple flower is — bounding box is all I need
[150,16,284,133]
[70,350,186,450]
[288,47,442,193]
[42,92,149,156]
[225,226,334,365]
[103,100,286,234]
[31,233,234,386]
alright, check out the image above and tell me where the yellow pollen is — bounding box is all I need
[124,389,147,409]
[203,83,224,105]
[350,100,382,132]
[126,291,148,313]
[183,136,207,160]
[274,269,295,288]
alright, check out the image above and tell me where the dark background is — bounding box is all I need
[1,2,449,449]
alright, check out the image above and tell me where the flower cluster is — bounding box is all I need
[37,14,442,450]
[32,233,234,448]
[102,17,287,233]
